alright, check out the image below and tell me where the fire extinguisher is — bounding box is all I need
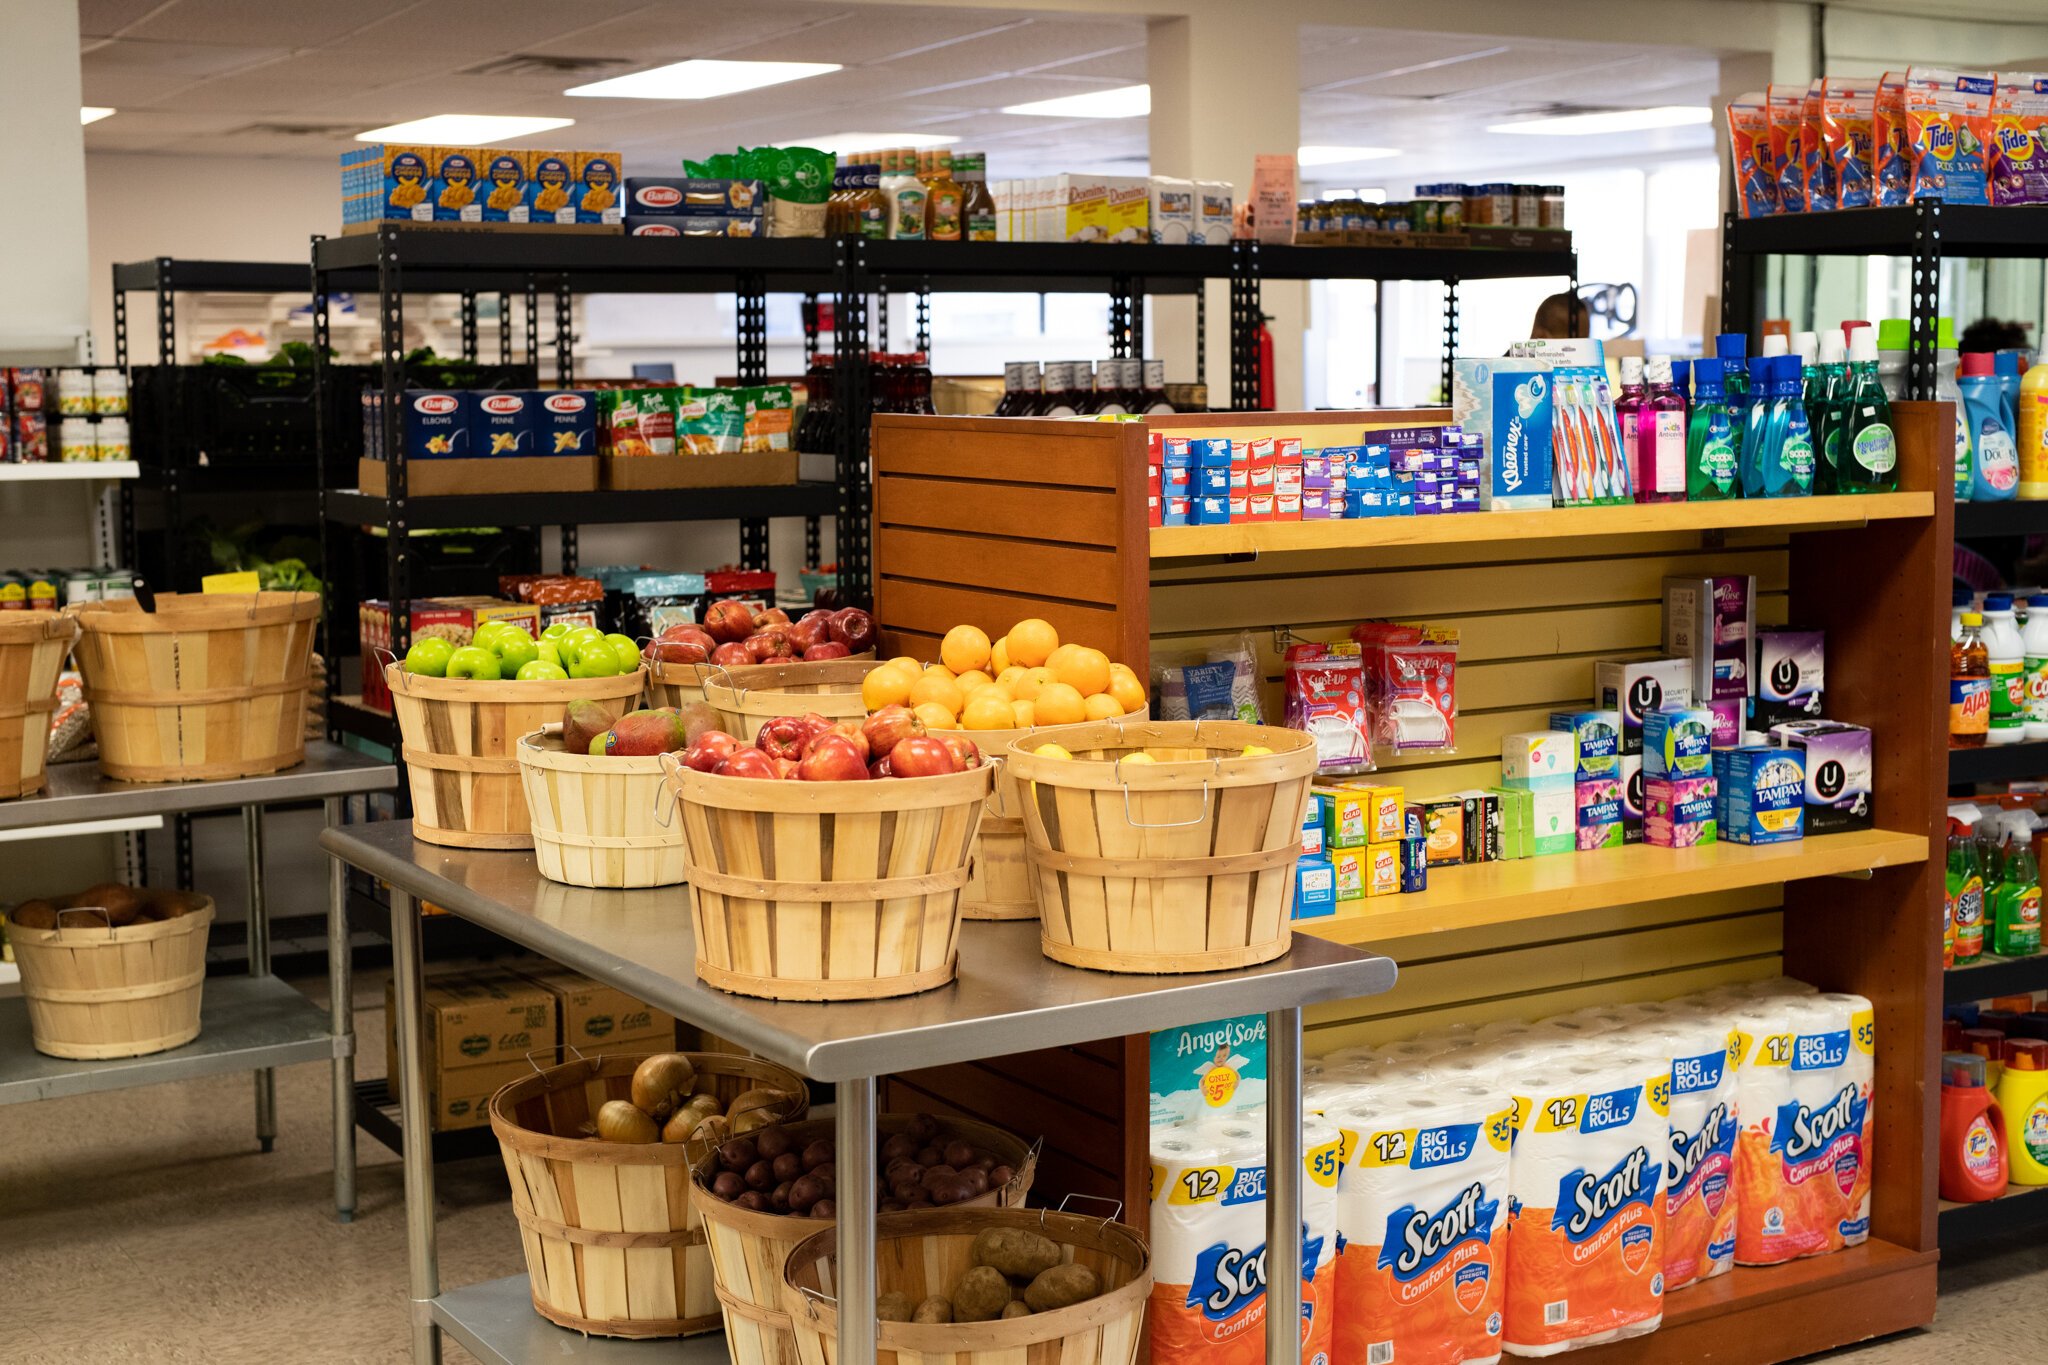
[1257,312,1275,411]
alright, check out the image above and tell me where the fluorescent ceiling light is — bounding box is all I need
[80,107,115,125]
[796,132,959,153]
[566,59,840,101]
[1298,145,1400,166]
[357,114,573,143]
[1003,84,1150,119]
[1489,105,1711,136]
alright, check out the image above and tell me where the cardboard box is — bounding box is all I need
[517,966,677,1053]
[1577,777,1624,849]
[1294,857,1335,918]
[1770,721,1873,833]
[429,147,484,223]
[363,143,434,223]
[1756,629,1826,727]
[602,450,797,491]
[479,150,532,224]
[1489,785,1532,859]
[1645,776,1718,848]
[1716,746,1806,844]
[573,151,624,225]
[1620,754,1645,844]
[425,1058,528,1132]
[528,151,576,224]
[1331,848,1368,902]
[385,970,558,1082]
[1503,777,1574,855]
[1365,843,1401,896]
[1663,575,1757,701]
[1418,799,1465,866]
[1547,710,1620,780]
[1502,731,1575,784]
[359,454,598,497]
[1594,657,1695,754]
[1643,706,1716,779]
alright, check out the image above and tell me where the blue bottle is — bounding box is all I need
[1741,356,1774,497]
[1995,352,2026,436]
[1764,355,1815,497]
[1672,357,1692,403]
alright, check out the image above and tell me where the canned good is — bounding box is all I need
[93,370,128,415]
[1540,185,1566,229]
[1413,197,1439,233]
[55,369,94,416]
[1381,201,1412,233]
[0,575,23,610]
[1486,183,1515,226]
[1515,184,1541,227]
[64,572,96,606]
[101,567,137,601]
[56,417,95,462]
[1439,190,1465,232]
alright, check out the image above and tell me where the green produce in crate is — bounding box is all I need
[517,660,568,681]
[403,637,454,677]
[444,645,501,681]
[603,633,643,673]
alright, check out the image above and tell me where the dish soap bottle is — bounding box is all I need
[1687,358,1738,500]
[1809,331,1848,495]
[1998,1038,2048,1186]
[1764,354,1814,497]
[1993,837,2042,957]
[1838,328,1900,493]
[1940,1051,2007,1202]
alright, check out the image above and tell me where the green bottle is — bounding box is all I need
[1809,332,1848,495]
[1686,358,1738,499]
[1994,839,2042,958]
[1951,835,1987,964]
[1838,328,1900,492]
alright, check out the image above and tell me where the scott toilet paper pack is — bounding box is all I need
[1637,1016,1740,1288]
[1328,1083,1516,1365]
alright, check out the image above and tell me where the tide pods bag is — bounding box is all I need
[1801,80,1837,211]
[1905,67,1996,205]
[1727,94,1778,217]
[1822,78,1878,210]
[1872,72,1913,206]
[1768,85,1809,210]
[1987,74,2048,206]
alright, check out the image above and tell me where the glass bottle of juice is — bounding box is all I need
[1954,611,1992,748]
[1139,358,1175,414]
[1952,834,1988,965]
[1638,356,1688,502]
[1994,839,2043,958]
[1686,358,1738,500]
[924,150,964,242]
[1839,327,1900,492]
[854,162,888,239]
[957,153,997,241]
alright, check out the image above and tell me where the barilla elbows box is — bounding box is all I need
[1716,746,1806,845]
[1501,730,1575,785]
[1771,720,1873,833]
[1594,656,1695,754]
[479,150,531,223]
[1548,709,1620,779]
[1577,776,1624,849]
[1663,575,1757,700]
[536,390,598,455]
[1756,629,1826,727]
[472,390,535,456]
[400,390,473,458]
[429,147,484,222]
[1643,705,1716,779]
[528,151,576,224]
[1452,357,1554,509]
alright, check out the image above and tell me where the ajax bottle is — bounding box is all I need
[1838,328,1899,493]
[1992,838,2042,957]
[2020,356,2048,499]
[1686,358,1738,500]
[1941,1052,2008,1202]
[1953,611,1991,748]
[1998,1039,2048,1186]
[1961,353,2021,501]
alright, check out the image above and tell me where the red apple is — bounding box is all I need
[757,716,812,763]
[788,616,831,652]
[657,623,717,650]
[890,735,961,778]
[710,641,753,667]
[803,641,851,661]
[820,720,871,763]
[797,734,870,781]
[703,600,755,644]
[644,638,711,665]
[862,705,924,760]
[828,607,875,654]
[683,731,740,772]
[799,609,833,627]
[936,733,983,771]
[771,755,801,780]
[717,748,779,779]
[868,756,893,779]
[753,608,792,630]
[794,712,835,744]
[746,630,795,663]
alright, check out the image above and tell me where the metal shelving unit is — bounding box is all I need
[1940,1183,2048,1247]
[322,819,1396,1365]
[1949,740,2048,788]
[2,744,395,1221]
[1943,951,2048,1005]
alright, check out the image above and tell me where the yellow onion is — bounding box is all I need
[596,1099,659,1144]
[629,1053,698,1123]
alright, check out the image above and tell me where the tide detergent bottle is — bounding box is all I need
[1940,1051,2006,1202]
[1997,1038,2048,1186]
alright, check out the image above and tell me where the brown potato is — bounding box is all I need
[6,900,58,930]
[1001,1300,1034,1320]
[875,1291,916,1323]
[970,1227,1062,1280]
[911,1296,954,1324]
[1024,1263,1100,1313]
[950,1265,1013,1322]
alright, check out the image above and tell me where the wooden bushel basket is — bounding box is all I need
[386,662,647,849]
[646,652,874,715]
[1004,720,1318,974]
[661,758,992,1001]
[698,1114,1039,1365]
[516,729,687,888]
[489,1050,810,1339]
[943,724,1035,922]
[0,612,77,798]
[780,1205,1149,1365]
[699,659,878,742]
[70,592,318,782]
[10,899,215,1059]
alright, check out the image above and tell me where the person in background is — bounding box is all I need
[1959,317,2032,355]
[1530,291,1589,340]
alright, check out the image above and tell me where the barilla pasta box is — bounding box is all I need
[1295,857,1335,918]
[479,150,531,223]
[1548,709,1620,780]
[396,390,472,459]
[1904,68,1996,205]
[1643,706,1715,780]
[472,391,534,456]
[1452,358,1553,509]
[528,151,575,224]
[1715,745,1805,845]
[1501,731,1574,785]
[536,390,598,456]
[429,147,484,222]
[1770,721,1874,834]
[573,151,624,225]
[623,177,765,216]
[1595,657,1695,755]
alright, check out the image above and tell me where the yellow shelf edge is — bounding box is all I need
[1295,827,1930,948]
[1149,492,1934,559]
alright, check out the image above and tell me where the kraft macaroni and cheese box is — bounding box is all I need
[573,151,623,225]
[536,390,598,455]
[1716,746,1806,844]
[1548,709,1621,779]
[1577,777,1624,849]
[1501,730,1574,785]
[1452,357,1554,509]
[1294,856,1335,918]
[1595,656,1695,754]
[1756,629,1826,726]
[1644,706,1715,779]
[472,391,534,456]
[479,150,531,223]
[1771,721,1874,833]
[1620,754,1645,844]
[1663,574,1756,701]
[429,147,484,222]
[1365,844,1401,897]
[528,151,576,223]
[1646,775,1718,847]
[370,144,434,222]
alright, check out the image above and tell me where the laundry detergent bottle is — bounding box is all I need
[2021,356,2048,500]
[1940,1051,2008,1202]
[1961,352,2020,501]
[1998,1038,2048,1186]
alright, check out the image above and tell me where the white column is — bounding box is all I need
[1148,6,1305,409]
[0,0,90,363]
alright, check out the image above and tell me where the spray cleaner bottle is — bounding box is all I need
[1687,358,1738,500]
[1992,836,2041,957]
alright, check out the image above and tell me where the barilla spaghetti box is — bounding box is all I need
[1501,731,1574,785]
[1295,857,1336,918]
[536,390,598,455]
[1453,358,1554,509]
[1549,709,1621,780]
[479,150,531,223]
[1662,575,1756,701]
[573,151,624,225]
[471,391,534,457]
[1595,657,1695,755]
[1716,746,1806,845]
[428,147,483,222]
[528,151,575,224]
[1643,706,1715,780]
[1578,777,1624,850]
[1771,721,1874,834]
[1756,628,1826,727]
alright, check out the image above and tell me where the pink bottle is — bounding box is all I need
[1636,357,1689,502]
[1616,357,1647,500]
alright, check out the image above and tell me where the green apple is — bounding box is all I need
[403,637,454,677]
[603,633,642,673]
[444,645,502,681]
[496,632,539,673]
[541,621,574,640]
[515,659,569,681]
[568,644,621,679]
[471,621,518,655]
[536,638,561,667]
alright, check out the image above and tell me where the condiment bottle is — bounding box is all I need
[924,150,963,242]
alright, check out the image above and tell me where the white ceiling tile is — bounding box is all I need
[328,0,659,52]
[121,0,420,48]
[78,0,178,40]
[85,37,293,78]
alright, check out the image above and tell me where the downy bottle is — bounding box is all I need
[1960,352,2019,501]
[1764,354,1815,497]
[1839,327,1900,492]
[1686,358,1738,500]
[1810,330,1849,495]
[1637,357,1688,502]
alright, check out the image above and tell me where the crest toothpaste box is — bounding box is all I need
[1594,656,1695,754]
[1770,720,1873,833]
[1644,705,1716,779]
[1716,745,1806,844]
[1756,629,1826,727]
[1452,357,1554,509]
[1548,709,1620,779]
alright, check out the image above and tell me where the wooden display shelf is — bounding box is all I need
[1298,828,1930,947]
[1150,491,1933,559]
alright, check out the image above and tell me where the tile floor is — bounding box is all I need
[1,970,2040,1364]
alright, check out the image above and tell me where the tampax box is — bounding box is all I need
[1663,575,1758,701]
[1577,776,1624,849]
[1756,629,1826,727]
[1594,656,1696,754]
[1295,857,1336,918]
[1645,775,1718,848]
[429,147,484,223]
[1364,843,1401,897]
[1502,730,1575,784]
[1770,720,1873,833]
[1547,709,1620,779]
[473,390,535,456]
[573,151,624,225]
[1643,705,1716,779]
[1451,357,1554,509]
[1716,746,1806,845]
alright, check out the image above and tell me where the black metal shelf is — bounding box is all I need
[1949,740,2048,787]
[324,480,838,530]
[1251,242,1578,282]
[353,1077,501,1164]
[1944,952,2048,1004]
[1956,501,2048,539]
[1940,1183,2048,1246]
[1727,205,2048,260]
[112,258,310,295]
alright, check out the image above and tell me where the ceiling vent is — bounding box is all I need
[232,122,362,138]
[462,54,631,79]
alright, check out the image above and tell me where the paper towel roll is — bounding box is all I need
[1329,1083,1514,1365]
[1633,1017,1739,1289]
[1502,1054,1667,1356]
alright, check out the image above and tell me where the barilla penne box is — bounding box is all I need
[1716,745,1805,845]
[1644,706,1715,780]
[1501,731,1574,785]
[1548,709,1620,779]
[472,391,534,456]
[1453,358,1554,509]
[536,390,598,455]
[1727,94,1778,217]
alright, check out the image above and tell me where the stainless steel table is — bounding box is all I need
[322,820,1399,1365]
[3,743,395,1221]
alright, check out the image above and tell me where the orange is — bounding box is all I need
[1033,682,1086,726]
[982,679,1016,703]
[913,701,959,732]
[1106,672,1147,715]
[1010,699,1036,728]
[990,636,1011,675]
[909,671,964,717]
[955,669,995,696]
[1045,642,1080,675]
[1084,692,1123,721]
[861,665,914,711]
[1107,661,1138,683]
[1011,666,1057,702]
[996,665,1027,689]
[940,624,992,675]
[962,692,1016,731]
[1054,646,1112,698]
[922,662,956,679]
[887,655,922,675]
[1005,618,1059,668]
